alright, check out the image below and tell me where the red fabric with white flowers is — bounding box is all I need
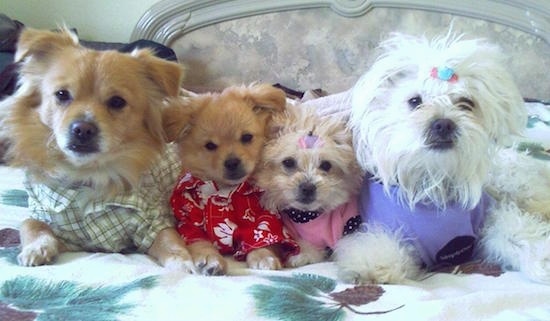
[170,173,299,260]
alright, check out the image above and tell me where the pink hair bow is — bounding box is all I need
[298,131,324,149]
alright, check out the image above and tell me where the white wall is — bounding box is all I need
[0,0,159,43]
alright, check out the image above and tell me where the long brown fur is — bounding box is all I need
[1,27,194,269]
[6,28,181,193]
[164,84,289,275]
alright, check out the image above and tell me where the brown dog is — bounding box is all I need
[164,84,300,275]
[1,28,194,271]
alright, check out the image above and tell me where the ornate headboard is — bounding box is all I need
[131,0,550,100]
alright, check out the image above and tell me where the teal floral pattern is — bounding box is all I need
[0,276,157,321]
[249,273,402,321]
[0,189,28,208]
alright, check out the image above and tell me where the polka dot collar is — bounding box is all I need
[282,208,321,223]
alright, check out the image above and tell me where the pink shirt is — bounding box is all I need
[282,196,360,250]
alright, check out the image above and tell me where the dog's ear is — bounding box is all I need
[266,102,310,139]
[132,49,184,98]
[266,107,292,139]
[458,46,526,141]
[162,96,204,142]
[15,27,79,63]
[245,84,287,115]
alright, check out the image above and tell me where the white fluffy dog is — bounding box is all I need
[333,32,550,284]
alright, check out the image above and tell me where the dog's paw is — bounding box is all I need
[154,244,197,273]
[520,241,550,284]
[193,252,227,276]
[18,234,60,266]
[148,228,197,273]
[186,240,227,275]
[333,230,419,284]
[162,255,197,274]
[247,248,282,270]
[285,241,325,268]
[337,262,408,285]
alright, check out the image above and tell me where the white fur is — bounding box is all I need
[487,148,550,219]
[335,32,550,284]
[349,33,525,209]
[335,226,420,284]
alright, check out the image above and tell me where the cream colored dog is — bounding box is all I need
[256,103,362,267]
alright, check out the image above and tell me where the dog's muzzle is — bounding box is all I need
[297,182,317,204]
[68,120,100,154]
[223,157,246,181]
[426,118,456,150]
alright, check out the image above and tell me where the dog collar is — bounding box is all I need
[282,208,321,223]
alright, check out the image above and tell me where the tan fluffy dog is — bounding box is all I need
[164,84,299,275]
[0,28,194,271]
[255,103,362,267]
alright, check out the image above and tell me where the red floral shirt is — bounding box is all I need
[170,173,299,260]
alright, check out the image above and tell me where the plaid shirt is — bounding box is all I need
[25,146,182,253]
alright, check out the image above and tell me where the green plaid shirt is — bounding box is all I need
[25,146,182,253]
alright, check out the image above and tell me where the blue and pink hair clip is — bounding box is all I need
[430,66,458,83]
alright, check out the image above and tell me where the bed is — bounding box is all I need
[1,1,550,320]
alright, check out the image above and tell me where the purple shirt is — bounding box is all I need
[359,179,492,267]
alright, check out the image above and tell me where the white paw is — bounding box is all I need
[247,248,282,270]
[18,234,60,266]
[285,241,325,268]
[162,255,198,274]
[520,240,550,284]
[333,229,419,284]
[193,252,227,276]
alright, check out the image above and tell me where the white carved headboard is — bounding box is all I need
[131,0,550,100]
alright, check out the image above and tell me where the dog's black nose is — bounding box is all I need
[427,118,456,150]
[298,182,316,204]
[68,121,99,153]
[71,121,98,142]
[430,118,456,139]
[223,157,246,181]
[224,157,241,171]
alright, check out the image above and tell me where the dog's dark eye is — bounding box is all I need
[205,141,218,151]
[241,133,253,144]
[55,89,72,104]
[282,157,296,169]
[456,97,475,111]
[408,95,423,109]
[319,160,332,172]
[107,96,127,110]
